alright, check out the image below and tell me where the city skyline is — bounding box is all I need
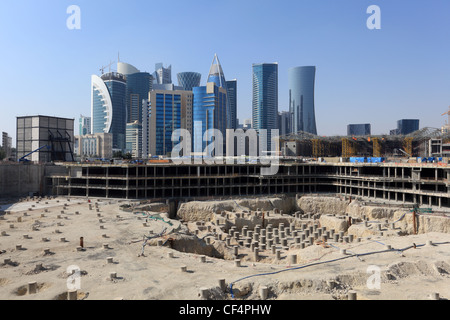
[1,0,450,146]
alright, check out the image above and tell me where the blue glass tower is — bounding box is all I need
[226,79,237,130]
[149,91,182,156]
[91,72,127,151]
[288,66,317,135]
[193,83,227,154]
[252,63,278,151]
[117,62,152,124]
[177,72,201,91]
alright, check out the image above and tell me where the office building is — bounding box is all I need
[397,119,419,135]
[347,123,371,136]
[1,132,12,159]
[91,72,127,151]
[226,79,238,129]
[193,82,227,154]
[148,89,193,156]
[252,63,278,151]
[16,115,74,162]
[79,115,91,136]
[207,54,233,130]
[126,121,142,158]
[177,72,201,91]
[75,132,113,159]
[288,66,317,135]
[153,63,172,85]
[118,62,152,124]
[278,111,292,136]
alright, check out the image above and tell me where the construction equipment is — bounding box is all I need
[100,61,115,75]
[18,145,50,162]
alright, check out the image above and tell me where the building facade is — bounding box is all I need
[75,132,113,159]
[288,66,317,135]
[91,72,127,151]
[1,132,12,159]
[278,111,292,136]
[16,115,74,162]
[79,115,91,136]
[177,72,201,91]
[153,63,172,85]
[397,119,419,135]
[226,79,238,130]
[148,89,192,156]
[193,82,227,154]
[126,121,142,158]
[252,63,278,151]
[347,123,371,136]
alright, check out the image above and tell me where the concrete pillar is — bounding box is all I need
[347,290,357,300]
[288,254,297,265]
[67,289,78,300]
[28,281,37,294]
[259,286,268,300]
[218,279,226,292]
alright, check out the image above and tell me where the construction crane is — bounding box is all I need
[100,61,115,75]
[441,106,450,125]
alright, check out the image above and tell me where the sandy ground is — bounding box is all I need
[0,196,449,300]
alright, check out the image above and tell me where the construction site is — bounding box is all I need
[0,157,450,301]
[280,126,450,159]
[2,117,450,302]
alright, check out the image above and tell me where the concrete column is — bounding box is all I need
[28,281,37,294]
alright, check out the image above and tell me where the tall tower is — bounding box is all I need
[177,72,201,91]
[118,61,152,124]
[153,63,172,85]
[252,63,278,151]
[207,54,234,129]
[226,79,237,130]
[288,66,317,135]
[91,72,127,151]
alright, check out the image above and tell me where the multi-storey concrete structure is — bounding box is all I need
[48,161,450,208]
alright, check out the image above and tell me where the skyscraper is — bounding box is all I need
[118,62,152,124]
[252,63,278,151]
[91,72,127,151]
[288,66,317,135]
[347,123,371,136]
[226,79,237,129]
[153,63,172,85]
[148,88,193,156]
[193,82,227,155]
[79,115,91,135]
[278,111,292,136]
[207,54,234,130]
[177,72,201,91]
[397,119,419,135]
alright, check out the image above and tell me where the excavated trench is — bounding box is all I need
[133,195,450,299]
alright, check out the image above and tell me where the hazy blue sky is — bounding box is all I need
[1,0,450,145]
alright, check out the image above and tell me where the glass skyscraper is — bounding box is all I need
[117,62,152,124]
[226,79,237,129]
[193,82,227,154]
[148,90,188,156]
[91,72,127,151]
[288,66,317,135]
[252,63,278,151]
[177,72,201,91]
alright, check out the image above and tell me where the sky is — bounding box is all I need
[1,0,450,146]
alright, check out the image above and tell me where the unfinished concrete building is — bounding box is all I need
[47,161,450,208]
